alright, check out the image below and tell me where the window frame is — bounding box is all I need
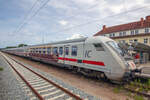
[144,38,148,44]
[71,46,77,56]
[47,47,51,54]
[65,47,69,55]
[93,43,104,51]
[131,30,134,35]
[123,31,126,36]
[135,29,139,34]
[109,34,112,37]
[53,47,58,55]
[112,33,115,37]
[119,32,122,36]
[59,47,63,55]
[145,28,149,33]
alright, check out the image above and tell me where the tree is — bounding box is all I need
[18,44,27,47]
[5,46,17,49]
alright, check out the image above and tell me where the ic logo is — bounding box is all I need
[85,50,92,58]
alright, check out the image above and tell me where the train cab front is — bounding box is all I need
[106,40,138,81]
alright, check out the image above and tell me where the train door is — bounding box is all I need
[64,45,70,65]
[57,46,64,64]
[63,43,85,67]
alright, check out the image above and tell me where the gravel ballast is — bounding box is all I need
[0,53,100,100]
[11,55,100,100]
[0,55,30,100]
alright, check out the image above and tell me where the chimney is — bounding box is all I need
[141,17,144,26]
[146,15,150,22]
[103,25,106,31]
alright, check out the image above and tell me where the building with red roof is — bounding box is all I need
[94,15,150,45]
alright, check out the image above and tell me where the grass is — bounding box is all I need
[113,87,122,93]
[0,67,3,71]
[133,95,144,100]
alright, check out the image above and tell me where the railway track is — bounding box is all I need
[123,86,150,98]
[0,53,83,100]
[2,52,150,99]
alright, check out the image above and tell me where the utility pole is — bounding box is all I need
[42,33,44,44]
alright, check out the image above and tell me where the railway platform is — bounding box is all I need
[135,63,150,79]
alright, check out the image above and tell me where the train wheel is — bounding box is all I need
[100,73,108,81]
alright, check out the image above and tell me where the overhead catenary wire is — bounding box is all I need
[15,0,106,34]
[46,5,150,35]
[13,0,41,34]
[15,0,50,34]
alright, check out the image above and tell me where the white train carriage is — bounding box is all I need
[4,36,137,82]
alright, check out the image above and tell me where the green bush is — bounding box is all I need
[0,67,3,71]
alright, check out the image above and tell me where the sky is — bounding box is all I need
[0,0,150,48]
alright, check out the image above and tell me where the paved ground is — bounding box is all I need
[0,55,29,100]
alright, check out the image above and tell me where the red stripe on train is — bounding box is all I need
[82,60,105,66]
[58,57,77,62]
[58,57,105,66]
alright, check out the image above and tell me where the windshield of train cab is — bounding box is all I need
[107,41,124,56]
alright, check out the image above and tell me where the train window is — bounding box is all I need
[39,48,41,53]
[53,47,58,55]
[43,48,46,54]
[107,41,123,55]
[93,43,104,51]
[65,47,69,55]
[71,46,77,56]
[36,48,38,53]
[47,47,51,54]
[59,47,63,55]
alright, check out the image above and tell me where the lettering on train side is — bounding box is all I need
[85,50,92,58]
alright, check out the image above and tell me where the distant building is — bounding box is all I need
[94,15,150,46]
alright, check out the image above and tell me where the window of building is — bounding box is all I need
[65,47,69,55]
[123,32,126,36]
[109,34,112,37]
[135,30,139,34]
[119,32,122,36]
[131,30,134,35]
[112,33,115,37]
[53,47,58,55]
[71,46,77,56]
[47,47,51,54]
[144,38,148,44]
[145,28,149,33]
[59,47,63,55]
[93,43,104,51]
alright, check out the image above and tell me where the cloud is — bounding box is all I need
[58,20,68,26]
[0,0,150,48]
[66,34,85,40]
